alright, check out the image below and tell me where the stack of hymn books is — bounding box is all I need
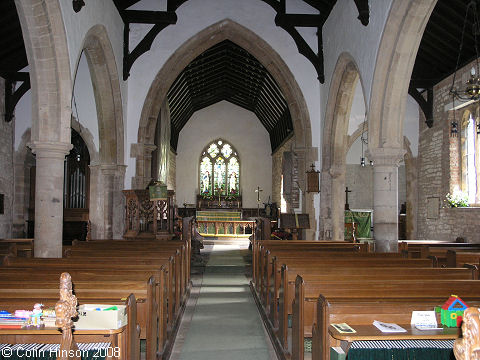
[0,311,26,329]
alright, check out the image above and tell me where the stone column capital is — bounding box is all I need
[28,141,72,159]
[328,164,344,179]
[89,163,127,175]
[130,143,157,158]
[366,147,405,167]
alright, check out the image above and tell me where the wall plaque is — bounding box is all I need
[427,197,439,219]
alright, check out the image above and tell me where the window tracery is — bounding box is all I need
[199,139,240,197]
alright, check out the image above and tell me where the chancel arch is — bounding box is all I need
[134,19,316,237]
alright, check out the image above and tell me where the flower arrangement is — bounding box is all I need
[445,190,469,208]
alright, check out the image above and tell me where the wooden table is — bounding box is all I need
[328,324,460,360]
[0,325,126,360]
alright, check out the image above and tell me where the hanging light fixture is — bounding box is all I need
[450,1,480,137]
[360,112,371,167]
[450,1,480,102]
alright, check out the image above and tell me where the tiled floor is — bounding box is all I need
[170,244,277,360]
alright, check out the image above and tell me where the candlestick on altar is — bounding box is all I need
[255,186,263,216]
[215,185,223,205]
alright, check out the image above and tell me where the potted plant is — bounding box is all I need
[445,190,469,208]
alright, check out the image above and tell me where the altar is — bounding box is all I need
[345,209,372,239]
[196,194,242,209]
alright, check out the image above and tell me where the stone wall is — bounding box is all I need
[0,78,14,237]
[272,137,293,208]
[417,59,480,242]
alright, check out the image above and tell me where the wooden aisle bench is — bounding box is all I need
[264,258,434,352]
[446,249,480,268]
[0,256,183,359]
[271,264,475,351]
[251,240,370,285]
[4,253,182,314]
[260,256,433,311]
[254,245,374,295]
[70,239,191,285]
[293,277,480,360]
[0,276,140,360]
[0,237,191,360]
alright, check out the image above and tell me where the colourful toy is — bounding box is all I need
[441,295,468,327]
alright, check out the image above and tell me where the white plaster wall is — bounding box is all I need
[58,0,126,164]
[176,101,272,208]
[125,0,321,190]
[346,136,365,165]
[323,0,392,109]
[404,95,419,157]
[14,90,31,151]
[72,53,99,153]
[348,80,366,136]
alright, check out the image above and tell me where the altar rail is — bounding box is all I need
[197,220,255,237]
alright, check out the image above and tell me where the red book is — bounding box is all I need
[0,324,23,329]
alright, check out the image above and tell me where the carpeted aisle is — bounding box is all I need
[175,244,275,360]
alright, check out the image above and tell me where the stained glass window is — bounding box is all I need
[221,144,232,158]
[227,157,239,195]
[214,157,226,194]
[200,157,212,195]
[199,139,240,197]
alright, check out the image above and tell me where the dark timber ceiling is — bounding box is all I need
[412,0,479,89]
[1,0,478,129]
[0,1,27,78]
[167,40,293,152]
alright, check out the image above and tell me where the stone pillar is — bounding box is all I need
[131,143,157,189]
[366,147,405,252]
[89,164,126,239]
[319,170,333,240]
[0,77,14,238]
[329,165,345,241]
[29,142,72,258]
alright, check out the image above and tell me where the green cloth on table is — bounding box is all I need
[347,347,454,360]
[345,210,371,238]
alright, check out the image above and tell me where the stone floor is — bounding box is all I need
[170,243,277,360]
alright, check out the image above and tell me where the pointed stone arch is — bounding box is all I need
[366,0,437,251]
[15,0,72,257]
[80,24,124,166]
[76,25,126,239]
[368,0,437,150]
[134,19,316,236]
[320,53,365,240]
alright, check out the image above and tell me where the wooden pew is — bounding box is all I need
[293,277,480,360]
[0,253,183,359]
[271,264,475,353]
[0,277,140,360]
[251,240,370,286]
[0,278,155,359]
[446,249,480,268]
[261,255,432,311]
[0,238,34,257]
[254,243,372,294]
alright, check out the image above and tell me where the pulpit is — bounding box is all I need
[279,213,310,240]
[123,189,175,240]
